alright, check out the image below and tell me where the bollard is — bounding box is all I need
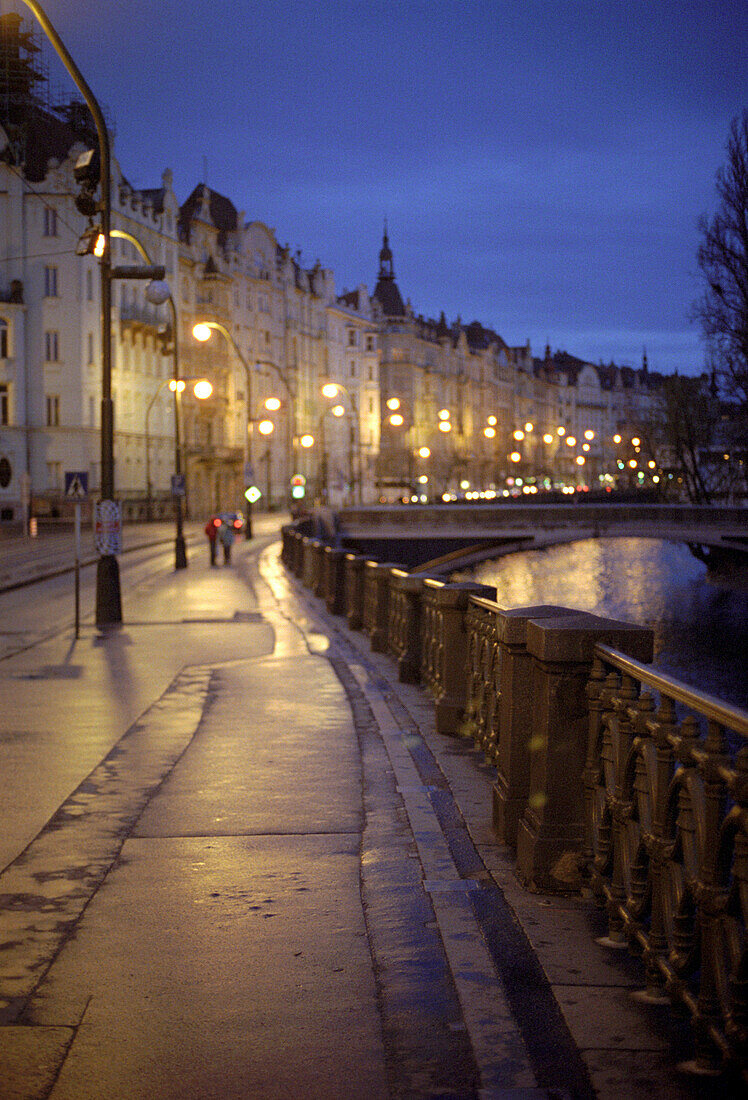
[312,539,327,598]
[515,612,653,892]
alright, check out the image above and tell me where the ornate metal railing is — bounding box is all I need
[464,596,502,758]
[281,519,747,1076]
[585,645,748,1073]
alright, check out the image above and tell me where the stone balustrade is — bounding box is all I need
[281,521,748,1078]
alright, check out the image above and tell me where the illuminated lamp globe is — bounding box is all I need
[145,279,170,306]
[300,434,314,448]
[192,323,212,342]
[321,383,339,398]
[265,397,281,411]
[193,379,213,400]
[258,419,274,435]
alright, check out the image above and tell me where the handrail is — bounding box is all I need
[595,642,748,737]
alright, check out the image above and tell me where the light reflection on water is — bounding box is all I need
[460,538,748,711]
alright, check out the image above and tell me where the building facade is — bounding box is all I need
[0,13,665,527]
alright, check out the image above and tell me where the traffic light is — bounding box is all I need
[73,149,100,218]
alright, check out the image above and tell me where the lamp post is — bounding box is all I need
[145,376,212,520]
[18,1,121,622]
[321,381,362,503]
[110,230,188,568]
[192,321,297,513]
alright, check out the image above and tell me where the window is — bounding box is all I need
[46,394,60,426]
[45,331,59,361]
[350,360,356,378]
[87,332,94,364]
[46,461,61,490]
[44,266,58,297]
[366,335,374,351]
[0,318,8,358]
[43,207,58,237]
[348,329,357,347]
[0,382,9,424]
[86,269,94,301]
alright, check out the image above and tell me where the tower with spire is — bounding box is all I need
[372,222,406,318]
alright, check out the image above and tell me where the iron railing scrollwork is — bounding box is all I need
[585,644,748,1075]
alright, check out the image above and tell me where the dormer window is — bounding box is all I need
[0,318,8,359]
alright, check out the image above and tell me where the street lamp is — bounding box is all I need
[320,380,362,503]
[145,377,212,521]
[193,321,297,514]
[18,1,127,623]
[109,230,189,569]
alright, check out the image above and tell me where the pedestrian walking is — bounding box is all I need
[218,519,235,564]
[205,516,220,566]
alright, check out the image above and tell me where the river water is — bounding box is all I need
[458,538,748,712]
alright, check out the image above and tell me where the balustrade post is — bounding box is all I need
[388,570,432,682]
[301,536,315,588]
[423,579,495,736]
[515,613,653,892]
[324,546,347,615]
[492,605,575,847]
[364,560,399,652]
[312,540,327,597]
[344,552,366,631]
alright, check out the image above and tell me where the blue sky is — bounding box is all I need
[11,0,748,374]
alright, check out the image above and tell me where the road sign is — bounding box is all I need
[244,485,262,504]
[171,474,186,497]
[290,474,306,487]
[64,470,88,499]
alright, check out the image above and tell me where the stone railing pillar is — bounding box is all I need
[312,540,327,597]
[492,605,575,848]
[344,552,366,631]
[301,536,316,588]
[422,579,496,736]
[388,570,433,683]
[515,612,653,892]
[324,546,347,615]
[364,560,398,652]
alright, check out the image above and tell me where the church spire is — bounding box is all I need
[378,219,395,280]
[372,222,405,317]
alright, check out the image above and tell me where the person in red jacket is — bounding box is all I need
[205,515,220,566]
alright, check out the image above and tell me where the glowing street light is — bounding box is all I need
[386,397,401,411]
[576,455,586,466]
[584,429,595,441]
[524,422,534,432]
[332,404,345,418]
[631,436,641,447]
[542,433,553,444]
[613,434,622,444]
[557,426,566,436]
[487,415,497,426]
[300,433,314,448]
[418,446,431,459]
[509,451,521,463]
[265,396,282,412]
[565,436,576,447]
[438,408,451,420]
[438,420,452,433]
[513,429,525,441]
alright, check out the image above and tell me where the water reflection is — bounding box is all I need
[461,538,748,710]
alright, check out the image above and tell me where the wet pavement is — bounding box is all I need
[0,525,736,1098]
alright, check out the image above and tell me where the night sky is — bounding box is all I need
[8,0,747,375]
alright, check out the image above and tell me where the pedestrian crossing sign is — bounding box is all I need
[64,471,88,499]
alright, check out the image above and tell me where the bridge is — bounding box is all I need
[327,502,748,571]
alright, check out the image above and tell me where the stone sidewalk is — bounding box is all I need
[0,534,734,1098]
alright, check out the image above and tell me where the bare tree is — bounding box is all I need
[693,110,748,405]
